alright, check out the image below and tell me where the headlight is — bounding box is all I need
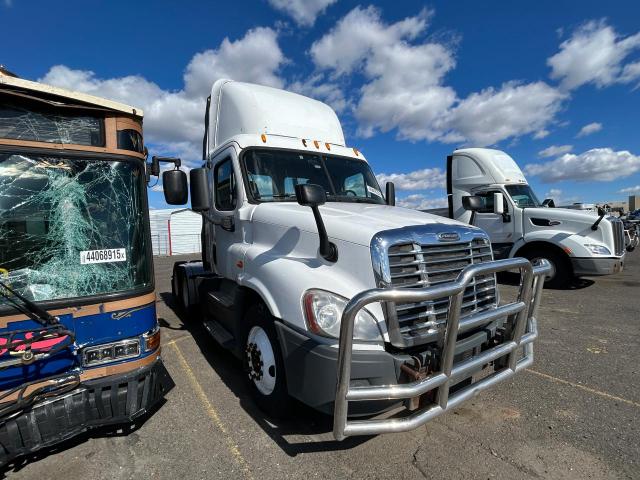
[83,338,140,366]
[584,244,611,255]
[303,289,383,341]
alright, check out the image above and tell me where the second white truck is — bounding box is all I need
[437,148,626,288]
[162,80,550,440]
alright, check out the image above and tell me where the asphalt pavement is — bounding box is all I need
[4,252,639,479]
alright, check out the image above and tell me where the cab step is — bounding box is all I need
[203,319,236,349]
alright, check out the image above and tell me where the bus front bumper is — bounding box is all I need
[0,357,173,466]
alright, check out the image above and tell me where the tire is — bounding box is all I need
[522,248,571,289]
[243,304,290,418]
[171,262,191,316]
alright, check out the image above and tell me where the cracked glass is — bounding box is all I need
[0,102,104,146]
[0,152,151,304]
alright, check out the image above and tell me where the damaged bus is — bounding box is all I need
[0,70,173,464]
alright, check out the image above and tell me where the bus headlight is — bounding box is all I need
[584,244,611,255]
[83,338,141,366]
[303,289,383,341]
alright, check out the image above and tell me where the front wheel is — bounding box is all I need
[523,249,571,289]
[243,304,290,418]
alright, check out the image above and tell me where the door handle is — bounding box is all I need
[221,216,235,232]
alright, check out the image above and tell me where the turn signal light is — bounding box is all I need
[144,327,161,352]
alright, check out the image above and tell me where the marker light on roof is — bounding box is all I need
[261,134,267,143]
[302,139,308,147]
[325,143,331,150]
[314,140,319,149]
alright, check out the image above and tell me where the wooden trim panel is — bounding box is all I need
[0,291,157,327]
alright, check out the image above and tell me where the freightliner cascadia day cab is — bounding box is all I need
[440,148,627,288]
[0,71,173,463]
[165,80,550,440]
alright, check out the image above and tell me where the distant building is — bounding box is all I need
[630,195,640,211]
[149,208,202,256]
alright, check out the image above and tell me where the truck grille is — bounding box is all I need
[611,218,624,256]
[387,238,497,344]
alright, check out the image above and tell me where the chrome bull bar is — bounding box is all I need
[333,257,551,441]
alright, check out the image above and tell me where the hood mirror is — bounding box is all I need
[295,184,337,262]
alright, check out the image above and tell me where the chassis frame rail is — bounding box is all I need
[333,257,550,440]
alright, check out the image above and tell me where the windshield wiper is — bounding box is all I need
[327,195,381,204]
[0,279,58,326]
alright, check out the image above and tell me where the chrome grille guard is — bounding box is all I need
[333,257,551,441]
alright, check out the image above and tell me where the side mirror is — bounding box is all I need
[493,192,504,215]
[190,168,211,212]
[162,169,188,205]
[462,195,482,211]
[295,184,337,262]
[295,183,326,207]
[542,198,556,208]
[385,182,395,206]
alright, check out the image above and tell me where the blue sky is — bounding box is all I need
[3,0,640,209]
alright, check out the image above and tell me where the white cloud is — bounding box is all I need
[620,185,640,194]
[525,148,640,182]
[268,0,336,27]
[288,74,348,113]
[310,6,566,146]
[39,27,286,167]
[443,81,567,146]
[397,194,447,210]
[548,20,640,90]
[545,188,563,200]
[183,27,285,97]
[576,122,602,137]
[538,144,573,158]
[376,168,445,190]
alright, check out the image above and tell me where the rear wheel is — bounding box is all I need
[243,304,290,418]
[522,248,571,289]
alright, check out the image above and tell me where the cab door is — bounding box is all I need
[209,148,243,279]
[471,190,515,258]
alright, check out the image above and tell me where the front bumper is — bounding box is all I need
[0,357,173,466]
[333,257,550,440]
[571,256,624,276]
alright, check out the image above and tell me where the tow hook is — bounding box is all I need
[400,356,433,411]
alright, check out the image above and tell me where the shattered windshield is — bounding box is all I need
[0,153,151,305]
[242,149,385,204]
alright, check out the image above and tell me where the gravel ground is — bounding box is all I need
[4,252,639,479]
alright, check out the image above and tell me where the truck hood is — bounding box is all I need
[523,207,599,225]
[250,202,466,247]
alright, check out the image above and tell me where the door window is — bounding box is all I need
[475,191,508,214]
[215,158,236,211]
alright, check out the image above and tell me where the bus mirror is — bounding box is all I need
[462,195,482,211]
[385,182,395,206]
[190,168,211,212]
[493,192,504,215]
[542,198,555,208]
[163,169,188,205]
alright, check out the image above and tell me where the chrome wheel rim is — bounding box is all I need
[246,326,276,395]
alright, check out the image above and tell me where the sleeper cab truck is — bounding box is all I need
[165,80,550,440]
[440,148,626,288]
[0,72,173,464]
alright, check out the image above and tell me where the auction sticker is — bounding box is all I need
[80,248,127,265]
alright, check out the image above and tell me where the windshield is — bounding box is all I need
[505,184,541,208]
[242,149,385,204]
[0,153,151,305]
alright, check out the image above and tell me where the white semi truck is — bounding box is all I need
[439,148,626,288]
[161,80,550,440]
